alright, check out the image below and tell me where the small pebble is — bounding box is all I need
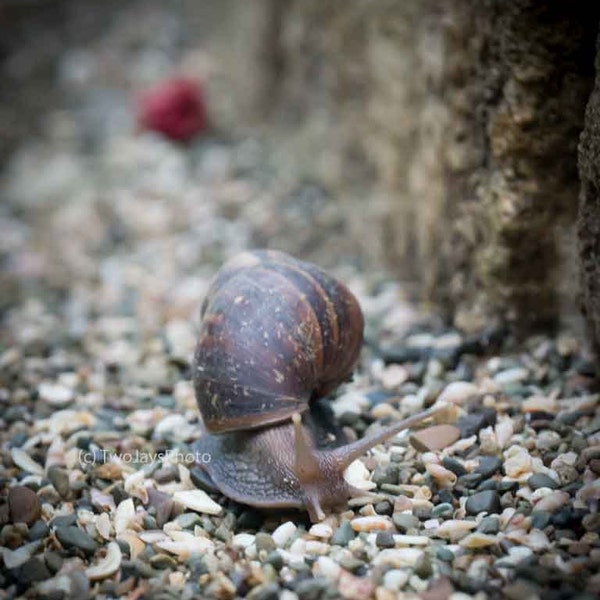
[172,489,222,515]
[44,550,64,574]
[15,556,51,584]
[477,516,500,534]
[28,519,49,541]
[272,521,297,547]
[432,503,454,519]
[442,457,467,477]
[528,473,559,491]
[375,531,396,548]
[465,491,501,516]
[392,513,419,533]
[410,425,460,452]
[383,569,409,591]
[436,547,455,562]
[38,382,74,406]
[175,512,202,529]
[8,486,41,525]
[330,520,355,545]
[264,551,284,571]
[351,515,394,532]
[475,456,503,478]
[47,466,71,498]
[255,532,276,551]
[56,525,99,555]
[437,381,479,404]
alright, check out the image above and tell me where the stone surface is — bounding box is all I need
[8,486,41,525]
[55,526,99,555]
[528,473,560,491]
[409,424,461,452]
[578,38,600,363]
[465,491,502,516]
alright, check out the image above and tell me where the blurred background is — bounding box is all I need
[2,0,600,354]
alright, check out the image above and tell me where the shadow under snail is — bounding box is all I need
[192,250,452,522]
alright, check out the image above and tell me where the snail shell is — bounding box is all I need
[193,250,364,434]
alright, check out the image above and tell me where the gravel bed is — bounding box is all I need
[1,16,600,598]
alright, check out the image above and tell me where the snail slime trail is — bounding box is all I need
[192,250,454,522]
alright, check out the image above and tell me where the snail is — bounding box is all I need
[192,250,452,522]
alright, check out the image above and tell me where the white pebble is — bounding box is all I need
[434,519,478,542]
[393,535,430,546]
[304,540,330,555]
[494,367,528,385]
[86,542,122,581]
[288,538,306,556]
[114,498,136,535]
[309,523,333,539]
[232,533,255,549]
[313,556,341,580]
[459,533,498,548]
[272,521,297,547]
[383,569,409,591]
[10,448,44,476]
[38,382,74,406]
[373,548,424,568]
[172,490,223,515]
[437,381,478,405]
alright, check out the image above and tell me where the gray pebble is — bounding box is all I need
[413,504,433,520]
[264,551,284,571]
[375,531,396,548]
[374,500,393,515]
[175,512,202,529]
[476,456,503,478]
[47,466,70,498]
[338,556,364,573]
[477,516,500,534]
[55,525,98,555]
[442,457,467,477]
[28,519,49,541]
[527,473,559,490]
[294,577,329,600]
[213,522,232,543]
[153,464,179,484]
[50,514,77,528]
[436,547,455,562]
[15,557,50,584]
[372,464,399,486]
[44,550,64,574]
[530,511,551,530]
[432,503,454,519]
[465,491,501,515]
[393,513,419,532]
[255,532,276,552]
[330,520,355,545]
[458,473,483,489]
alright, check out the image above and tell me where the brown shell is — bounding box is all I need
[193,250,364,434]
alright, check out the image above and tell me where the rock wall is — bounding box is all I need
[578,38,600,356]
[253,0,600,336]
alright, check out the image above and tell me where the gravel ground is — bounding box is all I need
[1,12,600,600]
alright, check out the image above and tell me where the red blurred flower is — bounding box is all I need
[137,77,207,142]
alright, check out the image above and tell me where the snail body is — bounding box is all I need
[193,250,447,521]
